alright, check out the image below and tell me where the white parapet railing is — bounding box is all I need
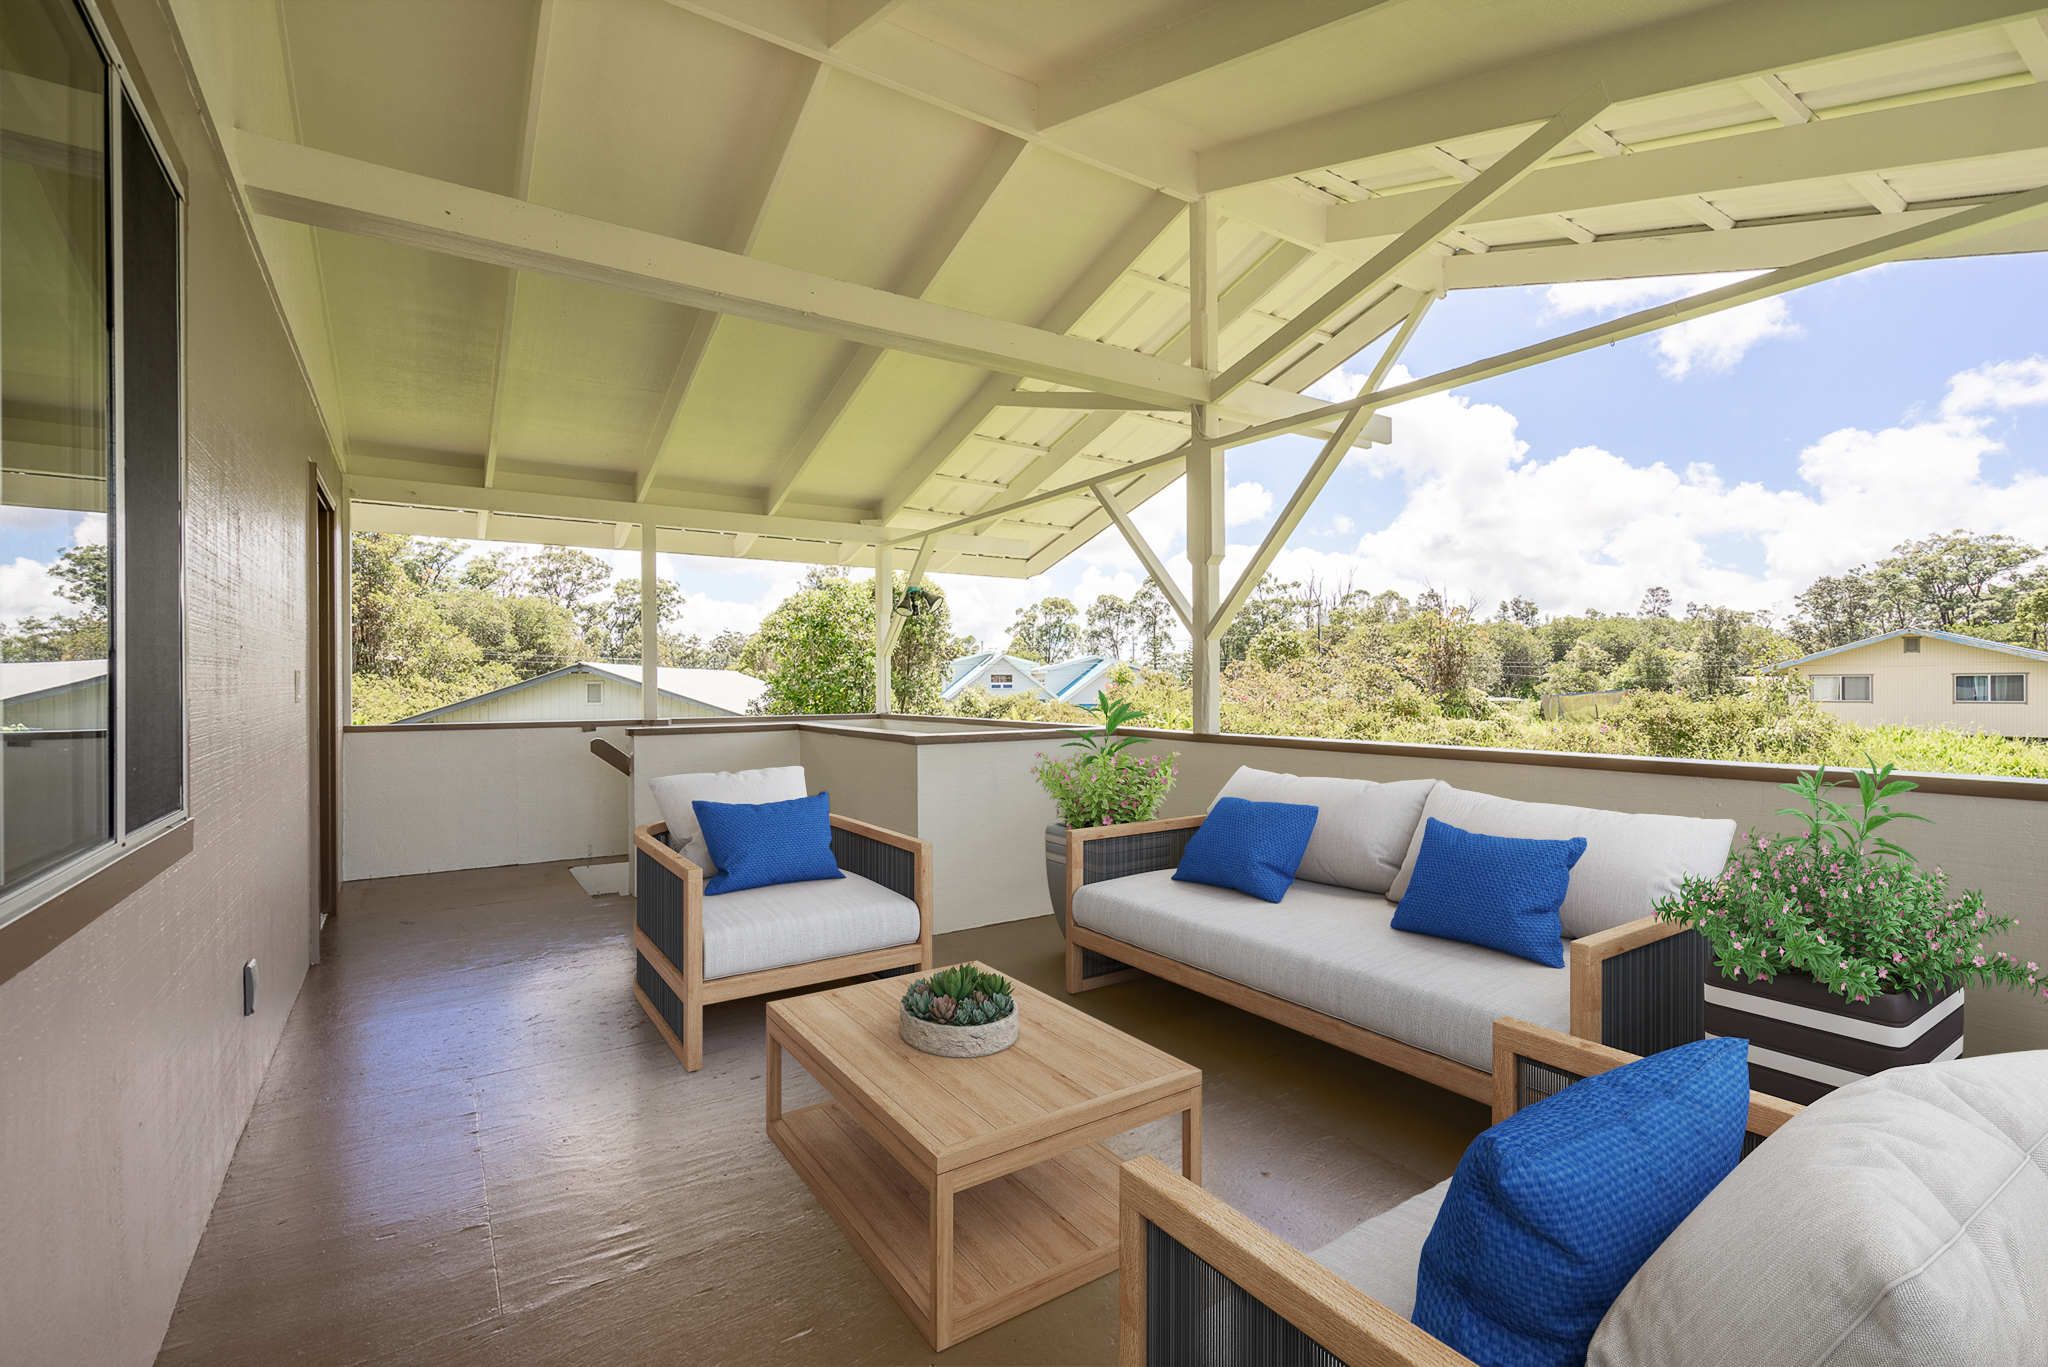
[342,712,2048,1055]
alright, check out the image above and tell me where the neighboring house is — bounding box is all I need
[1773,630,2047,737]
[395,661,765,723]
[1039,655,1117,706]
[943,651,1055,703]
[1,660,109,731]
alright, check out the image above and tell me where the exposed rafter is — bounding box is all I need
[483,0,555,490]
[826,0,903,47]
[1197,0,2039,190]
[635,62,831,501]
[234,132,1210,408]
[763,135,1028,515]
[1324,82,2048,246]
[1212,84,1610,397]
[1038,1,1404,129]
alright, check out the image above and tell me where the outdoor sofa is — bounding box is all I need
[1118,1017,2048,1366]
[1061,769,1736,1102]
[631,765,931,1070]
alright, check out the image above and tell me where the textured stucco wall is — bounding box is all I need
[0,0,337,1362]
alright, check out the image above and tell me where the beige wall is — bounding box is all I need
[0,0,339,1361]
[1793,634,2043,736]
[342,724,635,880]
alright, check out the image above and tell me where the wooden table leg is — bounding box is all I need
[1181,1090,1202,1185]
[766,1031,782,1125]
[930,1177,955,1350]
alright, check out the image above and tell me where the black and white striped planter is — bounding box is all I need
[1705,966,1963,1105]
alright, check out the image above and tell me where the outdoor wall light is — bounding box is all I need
[893,585,935,620]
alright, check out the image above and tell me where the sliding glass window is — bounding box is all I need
[1,0,183,916]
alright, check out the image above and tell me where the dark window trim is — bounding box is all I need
[0,819,193,988]
[1954,672,2028,704]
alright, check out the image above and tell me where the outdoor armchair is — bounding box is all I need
[632,814,932,1071]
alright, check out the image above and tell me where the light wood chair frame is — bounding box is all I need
[632,816,933,1071]
[1117,1016,1803,1367]
[1062,814,1700,1103]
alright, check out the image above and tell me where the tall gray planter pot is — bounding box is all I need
[1705,964,1963,1106]
[1044,822,1070,932]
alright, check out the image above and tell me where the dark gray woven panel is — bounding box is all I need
[636,849,691,969]
[1082,826,1195,884]
[1602,928,1707,1057]
[830,825,915,900]
[1144,1220,1342,1367]
[636,950,688,1039]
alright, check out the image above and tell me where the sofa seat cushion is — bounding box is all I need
[1387,785,1736,939]
[701,870,920,981]
[1588,1050,2048,1367]
[1071,871,1568,1072]
[1311,1179,1451,1319]
[1214,767,1438,894]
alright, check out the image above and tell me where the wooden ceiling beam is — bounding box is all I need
[233,131,1210,408]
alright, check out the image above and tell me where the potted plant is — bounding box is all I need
[1655,758,2042,1103]
[899,964,1018,1057]
[1032,691,1178,928]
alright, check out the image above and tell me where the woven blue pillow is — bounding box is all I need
[692,792,845,896]
[1172,796,1317,902]
[1413,1036,1750,1367]
[1390,818,1584,967]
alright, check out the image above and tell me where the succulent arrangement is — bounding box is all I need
[902,964,1016,1028]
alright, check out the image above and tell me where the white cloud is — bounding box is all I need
[1221,354,2048,620]
[1225,481,1273,526]
[1331,514,1355,534]
[1652,297,1799,378]
[0,557,66,628]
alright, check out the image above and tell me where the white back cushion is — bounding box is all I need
[1385,785,1734,937]
[649,765,807,874]
[1589,1052,2048,1367]
[1213,767,1437,894]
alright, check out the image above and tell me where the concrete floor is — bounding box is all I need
[155,861,1486,1366]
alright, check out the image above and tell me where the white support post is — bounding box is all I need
[641,526,658,722]
[873,544,894,714]
[1187,195,1223,735]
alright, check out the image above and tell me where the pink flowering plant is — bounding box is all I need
[1655,759,2042,1005]
[1032,692,1178,827]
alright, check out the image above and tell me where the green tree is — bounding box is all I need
[1496,595,1540,627]
[1545,638,1611,694]
[1882,530,2039,629]
[1083,593,1135,659]
[1612,642,1676,691]
[526,545,614,614]
[1007,596,1080,661]
[581,577,685,661]
[2,544,110,661]
[2015,587,2048,647]
[741,567,956,714]
[1637,586,1672,619]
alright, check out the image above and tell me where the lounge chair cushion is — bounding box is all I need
[1386,785,1736,938]
[1588,1050,2048,1367]
[649,764,807,873]
[1214,767,1437,894]
[1311,1179,1451,1319]
[1070,871,1568,1072]
[701,870,920,981]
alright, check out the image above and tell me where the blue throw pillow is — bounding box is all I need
[1171,796,1317,903]
[1390,818,1584,967]
[692,792,845,896]
[1413,1036,1750,1366]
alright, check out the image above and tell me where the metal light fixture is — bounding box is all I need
[893,585,935,620]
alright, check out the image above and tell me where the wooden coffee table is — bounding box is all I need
[765,963,1201,1350]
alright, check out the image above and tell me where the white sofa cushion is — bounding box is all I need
[1386,785,1735,938]
[1213,767,1437,895]
[1312,1179,1451,1319]
[649,765,807,874]
[1588,1051,2048,1367]
[701,870,920,980]
[1071,870,1568,1072]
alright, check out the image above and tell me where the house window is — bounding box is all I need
[1903,636,1921,653]
[0,0,185,920]
[586,682,603,703]
[989,674,1012,687]
[1955,674,2026,703]
[1810,675,1871,702]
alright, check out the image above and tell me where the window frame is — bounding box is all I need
[1954,673,2027,704]
[1809,673,1872,703]
[0,0,188,934]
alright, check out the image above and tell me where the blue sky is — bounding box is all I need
[5,255,2042,649]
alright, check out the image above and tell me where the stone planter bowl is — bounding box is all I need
[899,1004,1019,1058]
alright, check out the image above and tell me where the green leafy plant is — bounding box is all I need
[901,965,1016,1028]
[1034,691,1179,827]
[1656,759,2042,1005]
